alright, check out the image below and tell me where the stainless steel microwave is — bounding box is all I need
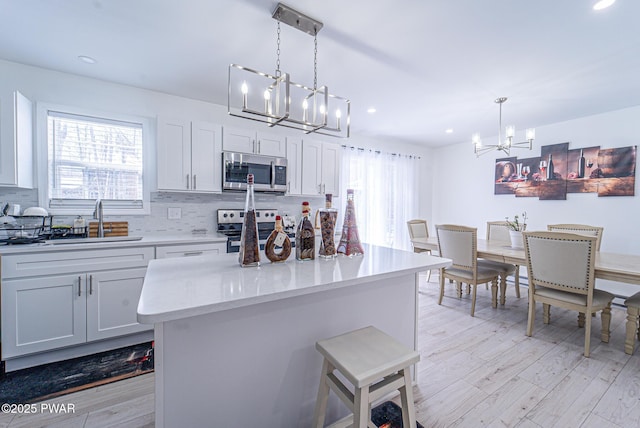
[223,152,288,193]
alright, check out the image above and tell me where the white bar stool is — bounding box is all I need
[312,326,420,428]
[624,292,640,354]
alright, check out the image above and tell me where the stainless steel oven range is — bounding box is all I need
[217,209,296,253]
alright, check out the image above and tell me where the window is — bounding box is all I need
[340,146,419,251]
[39,105,150,215]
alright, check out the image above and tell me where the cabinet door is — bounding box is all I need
[0,91,33,187]
[222,127,255,154]
[191,121,222,192]
[321,143,341,197]
[257,132,286,157]
[157,117,191,191]
[301,140,323,195]
[1,275,86,359]
[285,137,302,195]
[86,268,152,341]
[155,242,226,258]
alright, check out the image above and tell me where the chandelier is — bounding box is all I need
[472,97,535,157]
[228,3,350,138]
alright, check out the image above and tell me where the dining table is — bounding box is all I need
[411,236,640,305]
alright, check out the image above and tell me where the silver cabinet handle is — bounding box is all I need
[258,140,261,153]
[89,275,93,295]
[287,181,291,193]
[318,184,321,194]
[253,139,256,153]
[186,174,190,190]
[193,174,197,190]
[78,276,82,297]
[183,251,204,257]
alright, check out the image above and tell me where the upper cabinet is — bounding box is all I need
[222,127,286,157]
[157,117,222,192]
[0,91,34,188]
[285,136,303,195]
[301,140,341,197]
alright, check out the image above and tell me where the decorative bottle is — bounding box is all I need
[238,174,260,267]
[337,189,364,256]
[546,154,555,180]
[295,201,315,261]
[318,194,338,259]
[264,215,291,263]
[577,149,585,178]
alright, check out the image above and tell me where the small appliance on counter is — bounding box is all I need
[217,209,296,253]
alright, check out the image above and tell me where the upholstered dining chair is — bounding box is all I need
[547,224,604,251]
[523,231,614,357]
[407,219,433,282]
[478,221,522,302]
[435,224,501,317]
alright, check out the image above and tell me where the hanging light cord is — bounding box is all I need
[275,21,281,77]
[313,29,318,91]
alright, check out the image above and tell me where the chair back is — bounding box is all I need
[547,224,603,251]
[407,219,429,240]
[523,231,596,296]
[435,224,477,271]
[486,220,520,242]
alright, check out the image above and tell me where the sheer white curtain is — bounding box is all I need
[339,146,419,251]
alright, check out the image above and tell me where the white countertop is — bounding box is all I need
[137,244,451,324]
[0,233,227,255]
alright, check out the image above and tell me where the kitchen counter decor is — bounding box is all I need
[337,189,364,256]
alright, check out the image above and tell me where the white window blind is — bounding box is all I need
[47,110,144,208]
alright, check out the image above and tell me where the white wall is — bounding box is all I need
[0,59,431,234]
[430,106,640,296]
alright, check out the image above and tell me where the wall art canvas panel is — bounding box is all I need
[567,146,601,193]
[596,146,636,197]
[538,142,569,200]
[515,157,541,198]
[494,156,518,195]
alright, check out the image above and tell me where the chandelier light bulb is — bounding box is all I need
[526,128,536,141]
[241,82,248,109]
[335,109,341,118]
[472,134,481,147]
[506,125,515,138]
[319,104,326,115]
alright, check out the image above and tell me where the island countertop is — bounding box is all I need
[137,244,451,324]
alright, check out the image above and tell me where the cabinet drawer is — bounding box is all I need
[2,247,155,279]
[155,243,225,259]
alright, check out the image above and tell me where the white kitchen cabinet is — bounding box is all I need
[222,126,286,157]
[0,91,33,188]
[155,242,226,258]
[157,118,221,192]
[301,140,341,197]
[1,246,154,360]
[86,268,150,341]
[285,136,303,195]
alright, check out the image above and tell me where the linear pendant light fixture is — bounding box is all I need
[228,3,350,138]
[472,97,535,157]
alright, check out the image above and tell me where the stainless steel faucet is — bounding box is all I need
[94,198,104,238]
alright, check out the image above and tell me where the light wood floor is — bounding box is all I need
[3,272,640,427]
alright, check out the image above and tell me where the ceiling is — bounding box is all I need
[1,0,639,147]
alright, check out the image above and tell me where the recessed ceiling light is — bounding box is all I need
[78,55,97,64]
[367,107,376,114]
[593,0,615,10]
[445,129,453,134]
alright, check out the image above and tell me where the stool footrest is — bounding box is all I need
[327,372,355,412]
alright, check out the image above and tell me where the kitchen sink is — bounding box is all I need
[45,236,143,245]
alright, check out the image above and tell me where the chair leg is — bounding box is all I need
[514,265,521,298]
[543,304,550,324]
[312,359,332,428]
[457,282,463,298]
[584,307,593,358]
[426,269,432,283]
[624,306,638,355]
[526,289,535,337]
[465,283,470,295]
[438,270,445,305]
[470,283,477,317]
[601,303,612,343]
[353,385,370,428]
[399,368,417,428]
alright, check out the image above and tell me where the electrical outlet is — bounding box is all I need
[168,207,181,220]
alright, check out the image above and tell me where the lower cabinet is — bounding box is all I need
[1,247,154,360]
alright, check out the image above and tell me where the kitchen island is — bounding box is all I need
[137,244,451,428]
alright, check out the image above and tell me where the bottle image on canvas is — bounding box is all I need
[238,174,260,267]
[295,201,315,261]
